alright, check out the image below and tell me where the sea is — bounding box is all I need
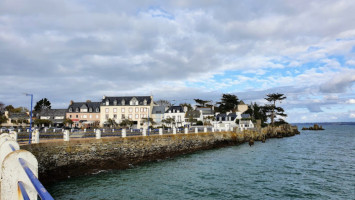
[47,124,355,200]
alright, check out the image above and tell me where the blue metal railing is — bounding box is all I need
[7,142,54,200]
[18,181,30,200]
[18,158,54,200]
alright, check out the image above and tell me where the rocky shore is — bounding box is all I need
[21,124,299,185]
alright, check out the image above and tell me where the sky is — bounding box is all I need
[0,0,355,123]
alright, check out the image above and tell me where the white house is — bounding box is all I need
[163,106,187,127]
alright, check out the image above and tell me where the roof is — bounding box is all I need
[195,107,214,115]
[38,109,66,116]
[9,112,28,119]
[185,110,201,118]
[241,114,251,119]
[68,102,101,112]
[152,106,165,114]
[165,106,184,113]
[102,96,152,106]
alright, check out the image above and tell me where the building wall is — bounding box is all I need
[65,112,100,127]
[163,112,186,127]
[99,105,153,128]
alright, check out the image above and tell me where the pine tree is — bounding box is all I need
[264,93,287,126]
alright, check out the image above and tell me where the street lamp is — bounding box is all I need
[25,93,33,144]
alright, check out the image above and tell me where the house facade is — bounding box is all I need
[66,100,101,128]
[99,96,153,129]
[151,106,166,127]
[36,109,66,127]
[1,111,29,127]
[163,106,187,127]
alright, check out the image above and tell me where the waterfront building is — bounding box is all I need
[36,109,67,127]
[151,106,166,127]
[163,106,187,127]
[99,96,153,129]
[185,110,203,125]
[1,111,29,127]
[66,100,101,128]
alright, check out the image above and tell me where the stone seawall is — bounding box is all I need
[21,126,299,185]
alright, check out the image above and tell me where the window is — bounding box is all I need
[144,114,147,118]
[135,114,139,119]
[144,108,147,112]
[135,108,139,112]
[114,114,117,119]
[83,115,87,119]
[121,108,125,113]
[140,108,143,112]
[113,108,117,113]
[76,108,79,112]
[128,114,132,119]
[121,99,125,105]
[122,114,125,119]
[96,108,99,112]
[76,115,78,118]
[54,116,64,119]
[89,108,92,112]
[96,115,99,119]
[143,99,147,105]
[106,100,109,106]
[140,114,144,118]
[69,115,72,118]
[105,114,109,119]
[69,108,73,112]
[113,100,117,105]
[105,108,109,113]
[129,108,133,113]
[81,108,87,112]
[89,115,92,119]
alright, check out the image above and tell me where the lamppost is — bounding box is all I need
[25,93,33,144]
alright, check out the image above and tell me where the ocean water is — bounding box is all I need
[48,124,355,199]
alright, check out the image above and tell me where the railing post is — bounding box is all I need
[0,140,20,179]
[212,127,215,132]
[142,129,147,136]
[10,131,18,141]
[159,128,163,135]
[184,128,188,134]
[1,150,38,200]
[64,130,70,141]
[84,129,86,132]
[204,127,207,133]
[32,130,40,144]
[195,128,198,133]
[96,129,101,139]
[122,129,126,138]
[173,128,176,134]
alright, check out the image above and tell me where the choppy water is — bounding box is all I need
[48,124,355,199]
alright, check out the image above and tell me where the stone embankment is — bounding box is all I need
[21,124,299,185]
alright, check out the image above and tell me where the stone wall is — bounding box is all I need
[21,125,299,185]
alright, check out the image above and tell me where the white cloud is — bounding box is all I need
[346,99,355,104]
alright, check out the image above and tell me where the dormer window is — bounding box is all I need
[121,99,125,105]
[75,108,79,112]
[69,108,73,112]
[113,100,117,105]
[89,107,92,112]
[106,100,109,106]
[96,108,99,112]
[143,99,147,105]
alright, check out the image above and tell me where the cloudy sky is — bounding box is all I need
[1,0,355,123]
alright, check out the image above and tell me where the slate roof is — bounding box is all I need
[185,110,201,118]
[215,113,237,121]
[102,96,152,106]
[9,112,28,119]
[241,114,251,119]
[38,109,66,116]
[152,106,165,114]
[165,106,184,113]
[195,107,214,115]
[68,102,101,113]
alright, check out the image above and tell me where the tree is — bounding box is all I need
[63,118,73,127]
[0,102,5,115]
[0,115,7,124]
[179,103,193,111]
[155,99,171,107]
[34,119,52,127]
[162,117,175,128]
[106,118,118,128]
[216,94,239,113]
[5,105,15,112]
[120,119,134,128]
[34,98,51,112]
[246,102,268,127]
[194,99,211,107]
[141,117,156,128]
[264,93,287,127]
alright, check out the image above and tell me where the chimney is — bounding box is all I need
[183,106,188,112]
[86,100,91,103]
[102,95,106,100]
[70,100,74,105]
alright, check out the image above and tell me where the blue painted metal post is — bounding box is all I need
[26,94,33,144]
